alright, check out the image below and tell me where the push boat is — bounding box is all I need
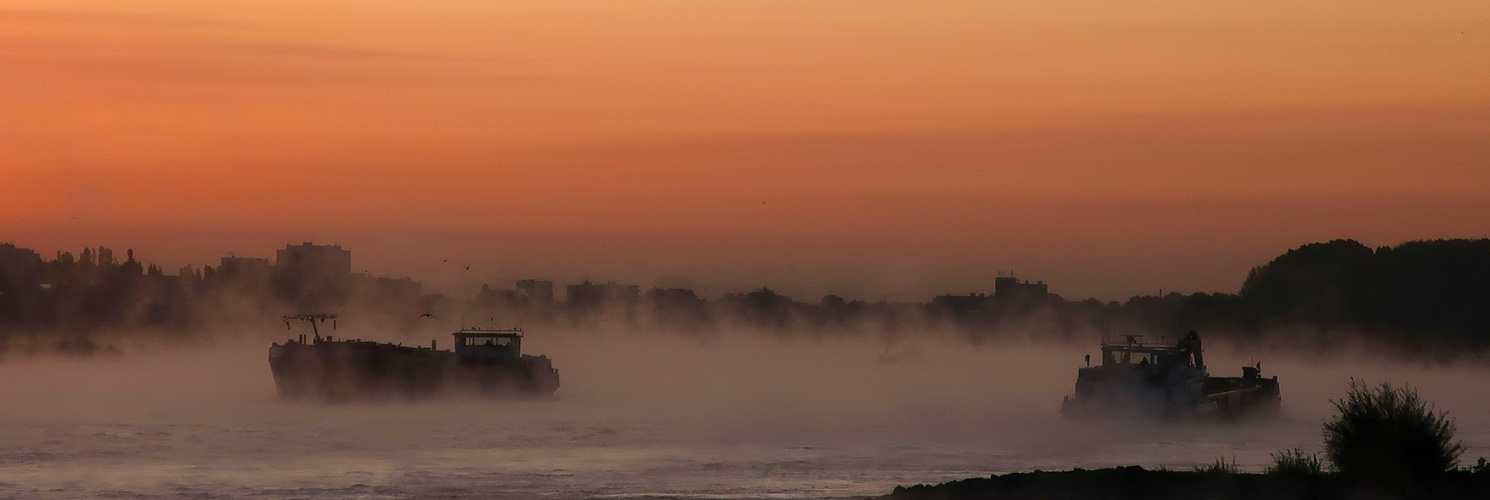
[1060,331,1280,418]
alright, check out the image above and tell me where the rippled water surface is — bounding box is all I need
[2,335,1487,499]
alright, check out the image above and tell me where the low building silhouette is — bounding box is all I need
[219,256,272,279]
[567,281,640,309]
[516,279,554,304]
[273,242,353,308]
[994,276,1049,299]
[0,243,40,286]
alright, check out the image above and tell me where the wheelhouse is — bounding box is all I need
[1098,333,1204,369]
[453,328,524,360]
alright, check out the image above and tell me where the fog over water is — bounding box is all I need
[2,331,1488,499]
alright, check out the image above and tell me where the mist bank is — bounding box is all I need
[3,333,1488,469]
[2,238,1489,363]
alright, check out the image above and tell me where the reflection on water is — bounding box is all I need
[0,335,1486,499]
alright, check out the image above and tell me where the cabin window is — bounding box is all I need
[461,336,516,347]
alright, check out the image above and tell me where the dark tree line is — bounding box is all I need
[1239,239,1490,345]
[460,238,1490,357]
[3,239,1490,359]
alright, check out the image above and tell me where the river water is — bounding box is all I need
[2,334,1487,499]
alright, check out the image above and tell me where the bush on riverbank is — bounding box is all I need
[1265,448,1324,477]
[1323,380,1463,488]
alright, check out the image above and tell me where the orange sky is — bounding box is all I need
[2,1,1488,301]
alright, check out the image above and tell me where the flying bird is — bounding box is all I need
[465,266,471,271]
[419,313,438,319]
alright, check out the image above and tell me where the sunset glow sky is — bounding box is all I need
[3,1,1488,301]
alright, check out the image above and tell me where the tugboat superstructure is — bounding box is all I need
[1061,331,1279,418]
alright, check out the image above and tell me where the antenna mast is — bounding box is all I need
[284,314,337,341]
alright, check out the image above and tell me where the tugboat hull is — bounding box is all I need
[268,340,559,401]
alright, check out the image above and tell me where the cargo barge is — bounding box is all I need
[268,314,559,401]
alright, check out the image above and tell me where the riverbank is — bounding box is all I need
[884,465,1490,500]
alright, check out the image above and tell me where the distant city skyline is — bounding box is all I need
[1,233,1480,304]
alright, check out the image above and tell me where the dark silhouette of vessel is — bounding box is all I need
[268,314,559,401]
[1061,330,1280,418]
